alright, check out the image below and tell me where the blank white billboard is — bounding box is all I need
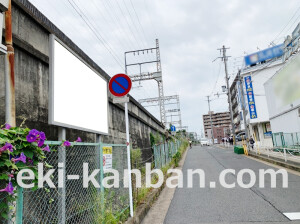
[49,35,108,134]
[265,53,300,119]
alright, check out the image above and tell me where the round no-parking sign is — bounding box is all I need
[109,74,132,97]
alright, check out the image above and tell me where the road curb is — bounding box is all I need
[124,146,189,224]
[248,152,300,172]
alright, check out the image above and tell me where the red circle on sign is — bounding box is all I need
[109,73,132,97]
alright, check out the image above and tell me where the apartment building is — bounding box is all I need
[203,111,231,140]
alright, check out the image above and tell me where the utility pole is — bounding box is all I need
[219,45,236,145]
[206,96,214,145]
[238,69,249,141]
[5,0,16,127]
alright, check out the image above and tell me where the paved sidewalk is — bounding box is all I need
[141,147,189,224]
[219,143,300,168]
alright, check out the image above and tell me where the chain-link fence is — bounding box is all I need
[153,140,181,169]
[1,139,186,224]
[1,141,129,224]
[272,132,300,148]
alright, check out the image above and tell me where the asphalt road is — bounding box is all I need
[164,145,300,224]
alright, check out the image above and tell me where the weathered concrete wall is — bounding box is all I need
[0,0,164,159]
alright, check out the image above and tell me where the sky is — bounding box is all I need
[29,0,300,137]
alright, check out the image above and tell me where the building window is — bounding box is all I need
[263,122,272,138]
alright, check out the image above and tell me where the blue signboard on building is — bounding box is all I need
[244,76,257,119]
[244,44,284,66]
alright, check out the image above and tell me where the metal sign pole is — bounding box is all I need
[125,101,134,217]
[109,73,133,216]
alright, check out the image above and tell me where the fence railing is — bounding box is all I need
[153,140,181,169]
[1,141,129,224]
[257,147,300,163]
[1,139,185,224]
[272,132,300,148]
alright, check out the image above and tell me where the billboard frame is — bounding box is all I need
[49,34,109,135]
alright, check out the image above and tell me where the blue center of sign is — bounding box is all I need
[112,77,129,94]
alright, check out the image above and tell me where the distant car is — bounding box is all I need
[200,138,209,146]
[236,132,246,141]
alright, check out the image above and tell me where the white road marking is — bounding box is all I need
[283,212,300,220]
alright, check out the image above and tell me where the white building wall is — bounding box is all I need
[241,60,284,147]
[270,109,300,133]
[264,53,300,133]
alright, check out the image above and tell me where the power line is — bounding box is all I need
[272,4,300,44]
[129,0,152,44]
[210,60,222,96]
[87,0,134,51]
[67,0,124,69]
[30,0,112,70]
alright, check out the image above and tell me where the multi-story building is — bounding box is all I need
[203,111,231,141]
[230,44,285,147]
[229,75,245,134]
[264,25,300,136]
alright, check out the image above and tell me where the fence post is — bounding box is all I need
[281,133,285,147]
[284,148,287,162]
[96,135,104,202]
[16,187,23,224]
[99,142,104,212]
[154,145,158,168]
[58,127,66,224]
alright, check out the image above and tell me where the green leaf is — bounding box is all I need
[32,185,39,191]
[15,162,27,169]
[0,202,8,209]
[0,174,9,180]
[4,160,12,167]
[23,150,34,159]
[0,129,8,136]
[45,162,53,168]
[49,198,54,204]
[11,163,18,170]
[1,212,8,220]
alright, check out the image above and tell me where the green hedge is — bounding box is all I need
[234,146,244,154]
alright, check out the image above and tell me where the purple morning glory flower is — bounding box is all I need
[4,123,11,129]
[39,132,46,141]
[12,152,27,164]
[0,143,13,152]
[42,145,50,152]
[29,129,39,137]
[26,133,37,143]
[0,182,14,195]
[63,141,71,147]
[37,139,45,147]
[75,137,82,142]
